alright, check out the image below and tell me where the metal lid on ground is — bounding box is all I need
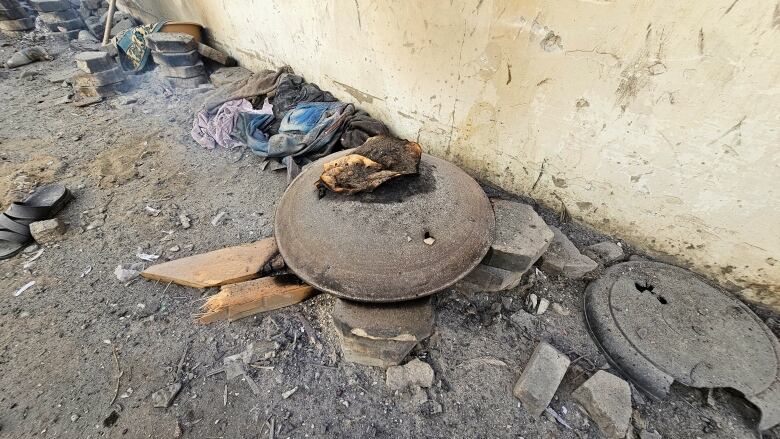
[274,150,495,303]
[584,261,780,430]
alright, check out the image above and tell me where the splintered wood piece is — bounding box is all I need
[197,275,316,324]
[140,238,278,288]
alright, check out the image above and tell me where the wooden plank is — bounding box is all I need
[140,238,278,288]
[197,275,316,324]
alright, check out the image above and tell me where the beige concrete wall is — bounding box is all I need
[122,0,780,309]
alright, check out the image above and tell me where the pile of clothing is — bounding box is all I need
[191,67,389,177]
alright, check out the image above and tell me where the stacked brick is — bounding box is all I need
[73,51,129,97]
[146,32,209,88]
[30,0,85,40]
[77,0,106,37]
[0,0,34,34]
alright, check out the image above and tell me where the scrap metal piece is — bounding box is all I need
[584,261,780,430]
[275,151,495,302]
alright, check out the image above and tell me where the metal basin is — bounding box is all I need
[274,150,495,302]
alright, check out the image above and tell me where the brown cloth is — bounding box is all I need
[318,135,422,195]
[195,66,294,112]
[340,110,390,149]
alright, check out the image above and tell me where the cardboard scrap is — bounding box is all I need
[140,238,279,288]
[197,274,316,324]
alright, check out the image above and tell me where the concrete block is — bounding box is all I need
[145,31,197,53]
[0,5,27,20]
[584,241,626,265]
[72,66,125,87]
[333,297,434,367]
[151,49,200,67]
[159,61,205,79]
[0,16,33,30]
[484,199,554,273]
[540,226,598,279]
[30,0,70,11]
[572,371,632,438]
[75,50,114,73]
[29,218,66,244]
[39,7,76,20]
[513,341,570,417]
[166,74,208,89]
[454,263,523,293]
[386,358,434,390]
[107,17,132,37]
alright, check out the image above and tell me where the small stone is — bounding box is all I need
[151,382,182,408]
[513,341,570,417]
[551,303,570,316]
[584,241,626,265]
[211,211,227,226]
[29,218,66,244]
[540,226,598,279]
[168,245,180,252]
[281,387,298,399]
[536,298,549,315]
[19,311,31,318]
[423,237,435,245]
[454,264,523,293]
[572,370,632,438]
[484,199,554,273]
[70,414,79,422]
[386,359,434,390]
[114,264,140,282]
[410,386,428,405]
[178,213,191,229]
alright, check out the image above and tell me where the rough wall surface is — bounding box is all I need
[121,0,780,309]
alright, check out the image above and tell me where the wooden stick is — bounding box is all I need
[102,0,117,45]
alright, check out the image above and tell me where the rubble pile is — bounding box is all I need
[0,0,34,33]
[31,0,86,40]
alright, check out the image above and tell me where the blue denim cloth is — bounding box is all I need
[233,112,275,155]
[251,101,355,162]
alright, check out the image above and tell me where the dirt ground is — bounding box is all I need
[1,33,778,439]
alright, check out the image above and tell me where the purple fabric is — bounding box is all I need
[191,99,255,150]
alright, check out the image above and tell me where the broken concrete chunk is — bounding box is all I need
[386,359,434,390]
[151,382,182,408]
[30,0,71,12]
[584,241,626,265]
[72,67,125,87]
[333,297,434,367]
[540,226,598,279]
[513,341,570,417]
[29,218,66,244]
[454,264,523,294]
[74,50,114,73]
[484,199,554,273]
[572,370,632,438]
[76,80,130,98]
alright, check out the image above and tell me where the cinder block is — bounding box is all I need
[39,7,77,20]
[159,61,205,79]
[76,80,130,97]
[151,49,200,67]
[483,199,554,273]
[513,341,570,417]
[332,297,434,367]
[146,31,197,53]
[454,263,524,293]
[30,0,71,12]
[72,66,125,87]
[75,50,114,73]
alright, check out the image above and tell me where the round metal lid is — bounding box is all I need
[585,261,780,430]
[274,150,495,302]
